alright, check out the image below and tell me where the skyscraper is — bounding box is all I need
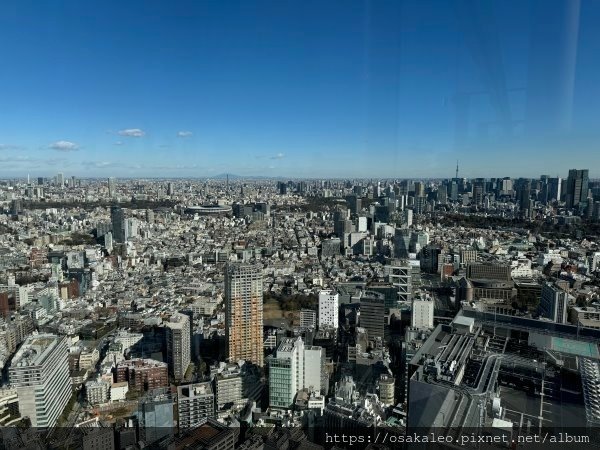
[473,183,484,206]
[437,184,447,205]
[111,206,125,243]
[360,292,386,341]
[225,263,264,366]
[414,181,425,197]
[166,313,191,382]
[318,290,339,329]
[125,217,139,241]
[56,172,64,187]
[108,177,116,198]
[566,169,589,209]
[547,177,562,203]
[450,182,459,202]
[9,334,71,427]
[518,181,532,214]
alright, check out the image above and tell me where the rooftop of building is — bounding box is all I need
[10,333,62,368]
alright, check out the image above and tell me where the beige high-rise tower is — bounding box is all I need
[225,263,264,366]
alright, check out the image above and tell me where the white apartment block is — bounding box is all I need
[411,298,434,329]
[318,290,339,329]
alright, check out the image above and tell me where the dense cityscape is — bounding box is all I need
[2,0,600,448]
[0,170,599,448]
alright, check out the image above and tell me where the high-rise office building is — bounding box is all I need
[357,216,368,232]
[318,290,339,329]
[104,232,113,252]
[278,181,288,195]
[411,298,434,329]
[360,292,386,341]
[177,382,214,428]
[57,172,64,187]
[167,182,174,196]
[437,185,447,205]
[111,206,125,243]
[334,219,353,239]
[421,244,442,274]
[547,177,562,203]
[450,182,459,201]
[304,345,324,393]
[267,337,324,409]
[268,337,304,409]
[389,259,412,303]
[166,313,191,382]
[518,181,532,214]
[414,196,427,215]
[9,199,23,216]
[414,181,425,197]
[566,169,589,209]
[225,263,264,366]
[540,283,569,324]
[125,217,139,241]
[108,177,116,198]
[394,229,411,258]
[473,183,484,206]
[403,209,413,227]
[138,389,174,444]
[9,334,71,427]
[346,195,362,214]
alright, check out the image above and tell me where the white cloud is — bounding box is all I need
[177,131,193,137]
[270,152,285,159]
[114,141,124,146]
[118,128,145,137]
[49,140,79,152]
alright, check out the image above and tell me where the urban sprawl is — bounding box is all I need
[1,170,600,448]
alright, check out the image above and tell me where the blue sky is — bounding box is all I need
[0,0,599,178]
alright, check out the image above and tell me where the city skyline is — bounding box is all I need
[3,1,600,445]
[2,1,600,178]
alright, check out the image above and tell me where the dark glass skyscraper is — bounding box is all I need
[111,205,125,243]
[566,169,589,209]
